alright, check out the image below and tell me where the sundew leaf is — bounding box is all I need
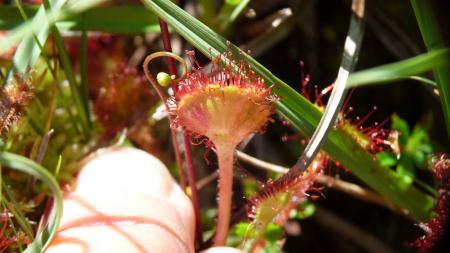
[0,152,63,253]
[142,0,435,221]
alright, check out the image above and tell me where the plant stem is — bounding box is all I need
[171,131,186,189]
[142,53,187,190]
[236,150,412,218]
[182,133,203,247]
[157,19,203,247]
[155,20,187,189]
[157,18,177,79]
[213,141,235,246]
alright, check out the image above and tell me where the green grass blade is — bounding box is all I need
[49,23,90,135]
[2,180,35,240]
[408,76,437,87]
[0,0,105,79]
[11,0,61,81]
[54,155,62,177]
[0,152,63,252]
[0,5,160,33]
[6,0,65,80]
[13,0,34,24]
[347,48,449,88]
[142,0,435,221]
[226,0,251,22]
[80,27,91,128]
[41,0,90,135]
[217,0,250,31]
[0,5,36,28]
[411,0,450,141]
[62,5,159,33]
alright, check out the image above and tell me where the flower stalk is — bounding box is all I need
[156,19,204,247]
[213,141,235,246]
[142,52,188,191]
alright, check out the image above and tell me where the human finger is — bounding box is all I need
[46,147,195,253]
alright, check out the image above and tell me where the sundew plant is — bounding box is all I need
[0,0,449,252]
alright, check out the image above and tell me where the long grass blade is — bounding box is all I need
[0,5,160,33]
[41,0,90,135]
[410,0,450,141]
[0,152,63,253]
[80,26,90,128]
[217,0,251,32]
[49,21,90,135]
[5,0,65,81]
[347,48,449,88]
[0,0,105,81]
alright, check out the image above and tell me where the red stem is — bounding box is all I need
[213,142,235,246]
[183,134,204,248]
[158,18,204,247]
[158,18,177,84]
[142,53,186,190]
[171,129,186,189]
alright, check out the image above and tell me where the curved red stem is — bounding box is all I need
[157,18,204,248]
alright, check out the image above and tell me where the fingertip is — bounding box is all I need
[47,147,196,253]
[200,247,243,253]
[75,147,175,197]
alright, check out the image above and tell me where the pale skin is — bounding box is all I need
[45,147,241,253]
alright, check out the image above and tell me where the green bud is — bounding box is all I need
[157,72,172,87]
